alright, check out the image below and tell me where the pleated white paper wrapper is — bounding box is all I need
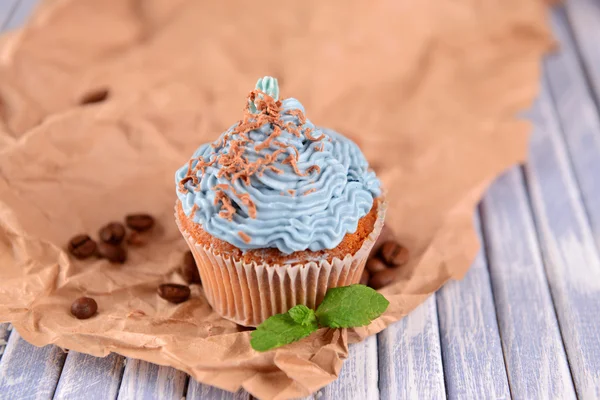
[175,200,386,326]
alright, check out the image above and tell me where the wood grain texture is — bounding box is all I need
[315,336,379,400]
[0,330,66,400]
[525,73,600,398]
[116,359,187,400]
[545,6,600,257]
[378,296,445,400]
[481,168,576,399]
[186,380,250,400]
[436,214,510,400]
[0,324,11,361]
[54,352,125,400]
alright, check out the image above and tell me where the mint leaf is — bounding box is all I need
[288,305,316,326]
[251,307,318,352]
[315,284,389,328]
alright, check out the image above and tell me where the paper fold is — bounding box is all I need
[0,0,553,399]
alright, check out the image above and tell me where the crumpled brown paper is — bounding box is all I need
[0,0,552,399]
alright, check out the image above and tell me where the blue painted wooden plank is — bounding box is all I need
[524,71,600,398]
[316,336,379,400]
[545,6,600,260]
[378,295,445,400]
[0,324,11,362]
[481,168,576,399]
[117,359,187,400]
[4,0,38,30]
[0,330,66,399]
[436,214,510,400]
[564,0,600,108]
[186,380,250,400]
[0,0,18,29]
[53,351,125,400]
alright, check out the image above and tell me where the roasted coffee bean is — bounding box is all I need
[366,257,388,273]
[371,226,395,256]
[380,241,409,267]
[98,222,126,245]
[127,231,149,247]
[180,251,201,284]
[80,88,109,105]
[125,213,155,232]
[71,297,98,319]
[369,268,397,290]
[237,324,256,332]
[360,269,370,285]
[157,283,191,304]
[68,234,97,259]
[97,242,127,263]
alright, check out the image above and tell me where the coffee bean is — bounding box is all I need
[237,324,256,332]
[380,241,409,267]
[125,214,155,232]
[127,231,149,247]
[98,222,126,245]
[369,269,397,290]
[80,88,109,105]
[180,251,201,284]
[157,283,190,304]
[71,297,98,319]
[68,234,97,259]
[366,257,388,273]
[371,225,395,256]
[97,242,127,263]
[360,269,370,285]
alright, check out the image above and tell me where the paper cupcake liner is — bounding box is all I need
[175,200,386,327]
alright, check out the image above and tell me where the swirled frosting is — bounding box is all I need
[175,77,381,254]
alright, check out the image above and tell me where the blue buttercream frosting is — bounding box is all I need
[175,81,381,254]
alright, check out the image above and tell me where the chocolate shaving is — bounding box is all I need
[183,88,324,220]
[264,165,284,175]
[214,191,236,221]
[238,231,251,243]
[304,128,325,141]
[178,176,193,193]
[303,188,317,196]
[213,184,257,219]
[306,165,321,175]
[237,193,257,218]
[283,155,307,176]
[287,109,307,125]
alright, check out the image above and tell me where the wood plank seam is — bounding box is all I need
[480,167,579,398]
[475,206,514,400]
[540,62,600,247]
[0,325,13,363]
[562,4,600,115]
[544,5,600,255]
[433,298,450,397]
[518,162,581,394]
[182,374,190,397]
[115,359,129,398]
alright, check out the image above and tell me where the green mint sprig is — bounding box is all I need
[250,285,389,352]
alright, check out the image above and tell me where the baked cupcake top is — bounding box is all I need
[175,77,381,254]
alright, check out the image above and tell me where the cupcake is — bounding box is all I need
[175,76,385,326]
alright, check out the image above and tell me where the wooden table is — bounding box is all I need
[1,1,600,399]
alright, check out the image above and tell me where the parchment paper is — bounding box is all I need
[0,0,553,399]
